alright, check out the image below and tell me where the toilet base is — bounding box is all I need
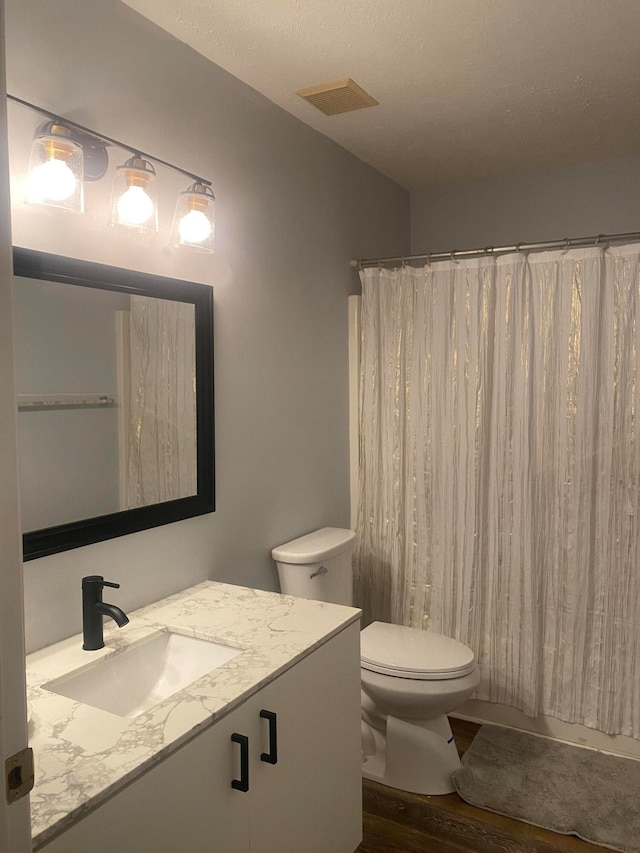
[362,713,461,795]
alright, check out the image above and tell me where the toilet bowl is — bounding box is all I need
[359,620,480,794]
[271,527,480,795]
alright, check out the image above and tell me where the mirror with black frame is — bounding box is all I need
[13,248,214,561]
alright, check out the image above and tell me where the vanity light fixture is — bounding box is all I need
[27,121,85,212]
[170,182,215,252]
[11,94,215,252]
[109,155,158,232]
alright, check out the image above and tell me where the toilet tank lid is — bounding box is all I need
[271,527,356,563]
[360,621,476,677]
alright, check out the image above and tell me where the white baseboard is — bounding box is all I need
[454,699,640,760]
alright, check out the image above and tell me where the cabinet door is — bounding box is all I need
[249,622,362,853]
[40,704,252,853]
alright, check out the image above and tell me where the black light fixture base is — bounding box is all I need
[77,133,109,181]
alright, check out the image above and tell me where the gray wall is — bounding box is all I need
[411,153,640,252]
[14,281,123,530]
[6,0,409,652]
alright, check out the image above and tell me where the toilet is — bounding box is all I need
[271,527,481,796]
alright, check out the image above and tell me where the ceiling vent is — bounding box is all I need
[296,78,379,116]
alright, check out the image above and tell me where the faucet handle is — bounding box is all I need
[81,576,120,590]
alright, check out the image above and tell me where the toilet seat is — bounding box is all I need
[360,621,476,680]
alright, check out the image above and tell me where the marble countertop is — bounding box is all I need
[26,581,361,848]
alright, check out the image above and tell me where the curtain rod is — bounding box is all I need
[6,93,211,186]
[351,231,640,269]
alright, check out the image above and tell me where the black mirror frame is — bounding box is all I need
[14,247,215,561]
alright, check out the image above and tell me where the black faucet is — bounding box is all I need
[82,575,130,651]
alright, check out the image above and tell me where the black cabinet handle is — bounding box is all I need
[231,733,249,791]
[260,710,278,765]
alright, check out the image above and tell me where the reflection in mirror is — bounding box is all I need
[13,248,214,561]
[15,281,197,529]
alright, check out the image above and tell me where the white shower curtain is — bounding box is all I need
[355,243,640,737]
[123,295,196,508]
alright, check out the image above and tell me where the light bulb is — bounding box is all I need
[28,158,77,203]
[170,182,215,252]
[116,186,154,226]
[27,125,84,212]
[178,209,213,244]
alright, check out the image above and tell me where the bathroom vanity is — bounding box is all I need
[26,581,362,852]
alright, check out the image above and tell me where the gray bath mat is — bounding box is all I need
[453,724,640,852]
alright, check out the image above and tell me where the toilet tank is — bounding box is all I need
[271,527,356,606]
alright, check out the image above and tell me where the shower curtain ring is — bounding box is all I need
[450,251,460,264]
[561,237,570,255]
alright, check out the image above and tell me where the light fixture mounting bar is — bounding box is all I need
[7,93,211,187]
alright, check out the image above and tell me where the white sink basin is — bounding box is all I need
[44,631,242,718]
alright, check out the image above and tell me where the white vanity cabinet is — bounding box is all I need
[37,621,362,853]
[244,621,362,853]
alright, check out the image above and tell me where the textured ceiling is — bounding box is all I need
[122,0,640,191]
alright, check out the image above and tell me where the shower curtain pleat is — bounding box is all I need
[354,244,640,737]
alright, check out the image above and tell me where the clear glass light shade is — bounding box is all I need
[170,183,215,252]
[109,156,158,233]
[27,126,84,212]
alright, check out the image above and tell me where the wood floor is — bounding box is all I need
[357,718,604,853]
